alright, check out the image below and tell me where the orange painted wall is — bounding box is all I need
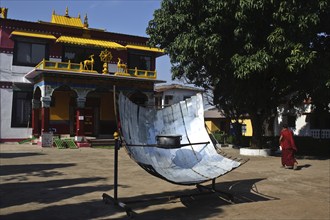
[50,91,70,120]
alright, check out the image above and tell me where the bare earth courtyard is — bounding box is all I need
[0,143,329,220]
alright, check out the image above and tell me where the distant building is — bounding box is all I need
[204,107,253,136]
[154,84,204,108]
[205,99,330,139]
[204,107,229,133]
[0,7,165,144]
[274,99,330,139]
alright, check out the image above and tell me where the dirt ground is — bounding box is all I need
[0,143,329,220]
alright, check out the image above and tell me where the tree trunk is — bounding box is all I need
[250,113,264,149]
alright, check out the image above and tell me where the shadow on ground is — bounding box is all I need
[0,160,116,220]
[0,152,45,159]
[0,163,75,177]
[105,178,278,219]
[0,200,118,220]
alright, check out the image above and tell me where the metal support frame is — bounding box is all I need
[196,179,234,204]
[102,86,236,217]
[102,137,136,217]
[102,137,235,217]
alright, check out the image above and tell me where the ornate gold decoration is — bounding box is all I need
[0,7,8,19]
[84,14,89,28]
[117,58,127,73]
[99,49,113,74]
[65,7,69,16]
[83,54,94,70]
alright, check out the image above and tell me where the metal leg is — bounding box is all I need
[197,180,235,203]
[212,178,216,190]
[102,135,136,217]
[114,138,118,201]
[102,193,136,217]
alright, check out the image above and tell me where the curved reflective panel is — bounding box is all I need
[119,93,241,185]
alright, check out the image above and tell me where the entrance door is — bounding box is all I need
[84,108,94,136]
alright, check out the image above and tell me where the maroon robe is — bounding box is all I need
[280,129,297,167]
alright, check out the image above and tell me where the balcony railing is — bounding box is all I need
[310,129,330,139]
[35,59,157,79]
[36,59,97,73]
[115,67,157,79]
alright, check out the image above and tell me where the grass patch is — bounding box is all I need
[19,136,37,144]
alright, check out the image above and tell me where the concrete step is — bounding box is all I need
[88,139,115,146]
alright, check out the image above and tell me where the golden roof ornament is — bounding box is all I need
[99,49,113,74]
[65,7,69,17]
[0,7,8,19]
[84,14,89,28]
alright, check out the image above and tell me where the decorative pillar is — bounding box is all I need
[32,99,41,137]
[76,97,86,137]
[75,97,90,147]
[41,96,51,133]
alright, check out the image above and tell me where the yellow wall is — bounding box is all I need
[206,118,252,136]
[50,91,70,120]
[231,119,253,136]
[50,91,115,121]
[205,120,219,132]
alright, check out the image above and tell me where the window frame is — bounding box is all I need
[62,45,103,73]
[11,90,33,128]
[164,95,173,106]
[13,37,49,67]
[127,52,152,71]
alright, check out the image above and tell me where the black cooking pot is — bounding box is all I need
[156,134,182,147]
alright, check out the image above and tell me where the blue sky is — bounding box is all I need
[0,0,180,84]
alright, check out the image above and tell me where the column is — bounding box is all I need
[31,99,41,137]
[75,97,88,145]
[40,96,51,133]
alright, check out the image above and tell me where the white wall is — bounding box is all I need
[162,89,201,104]
[0,88,32,140]
[295,115,310,136]
[0,53,34,83]
[0,53,33,140]
[274,104,312,137]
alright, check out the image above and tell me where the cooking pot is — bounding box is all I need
[156,134,182,147]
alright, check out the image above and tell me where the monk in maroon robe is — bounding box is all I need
[279,124,298,169]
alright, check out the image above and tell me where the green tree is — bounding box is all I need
[147,0,330,148]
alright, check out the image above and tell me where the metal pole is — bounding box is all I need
[212,178,216,190]
[114,131,119,201]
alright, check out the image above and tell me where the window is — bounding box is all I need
[241,124,247,135]
[13,41,48,66]
[128,54,151,70]
[11,91,32,127]
[63,46,102,72]
[164,95,173,106]
[63,46,85,63]
[155,96,162,108]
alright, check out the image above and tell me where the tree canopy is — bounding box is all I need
[147,0,330,147]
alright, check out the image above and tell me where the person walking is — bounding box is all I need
[279,124,298,170]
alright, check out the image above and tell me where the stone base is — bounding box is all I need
[240,148,271,157]
[76,142,91,147]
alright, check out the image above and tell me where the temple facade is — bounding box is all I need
[0,8,164,144]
